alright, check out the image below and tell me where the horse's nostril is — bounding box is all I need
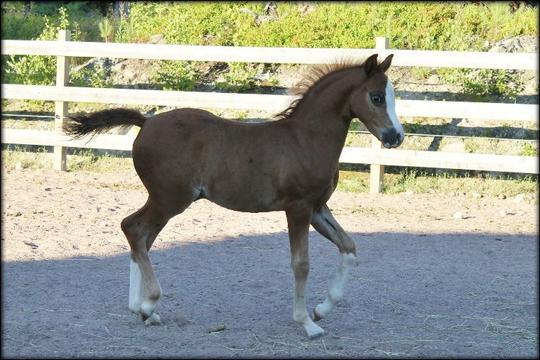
[381,128,398,147]
[395,132,403,146]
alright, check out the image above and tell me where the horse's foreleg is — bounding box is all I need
[121,201,169,326]
[286,205,325,339]
[311,204,357,321]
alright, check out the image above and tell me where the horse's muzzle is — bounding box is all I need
[381,128,404,149]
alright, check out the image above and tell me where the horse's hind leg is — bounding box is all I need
[121,199,172,325]
[310,204,357,321]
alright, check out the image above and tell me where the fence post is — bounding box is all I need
[53,29,70,171]
[369,36,389,194]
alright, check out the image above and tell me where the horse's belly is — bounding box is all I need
[200,178,283,212]
[204,185,284,213]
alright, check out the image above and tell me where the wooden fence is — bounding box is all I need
[1,32,538,193]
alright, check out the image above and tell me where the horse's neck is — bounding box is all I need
[290,72,357,158]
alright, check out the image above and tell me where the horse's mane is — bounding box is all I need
[274,58,365,120]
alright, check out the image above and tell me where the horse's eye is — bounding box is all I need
[370,93,385,106]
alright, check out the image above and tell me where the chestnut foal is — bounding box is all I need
[64,53,403,339]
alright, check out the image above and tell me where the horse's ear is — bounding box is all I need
[379,54,394,73]
[364,53,379,77]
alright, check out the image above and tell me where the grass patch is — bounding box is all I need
[67,149,133,172]
[2,145,52,169]
[337,168,537,197]
[2,146,133,173]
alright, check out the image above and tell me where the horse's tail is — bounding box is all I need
[63,108,147,139]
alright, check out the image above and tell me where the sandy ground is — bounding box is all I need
[1,167,538,358]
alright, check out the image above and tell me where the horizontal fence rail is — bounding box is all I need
[2,128,537,174]
[1,34,538,192]
[2,84,537,121]
[2,40,537,70]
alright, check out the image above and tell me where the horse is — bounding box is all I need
[63,53,404,339]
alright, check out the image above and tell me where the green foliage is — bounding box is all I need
[462,69,525,99]
[439,68,525,99]
[70,61,112,89]
[98,18,114,42]
[387,169,420,193]
[1,13,45,40]
[464,139,480,153]
[1,2,536,96]
[520,143,538,157]
[120,2,536,50]
[114,17,138,43]
[215,63,262,93]
[155,61,199,91]
[3,7,81,85]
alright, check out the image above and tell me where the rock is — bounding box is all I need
[488,35,538,53]
[15,162,23,171]
[148,34,166,44]
[298,2,316,15]
[453,211,467,220]
[404,190,414,196]
[427,74,440,84]
[112,62,126,72]
[498,194,507,200]
[472,192,483,198]
[512,193,526,203]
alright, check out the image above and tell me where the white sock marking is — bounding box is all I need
[315,253,356,319]
[129,259,142,313]
[385,79,404,139]
[293,294,324,338]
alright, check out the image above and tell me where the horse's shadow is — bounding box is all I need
[2,231,537,358]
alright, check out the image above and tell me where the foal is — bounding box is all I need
[64,53,404,339]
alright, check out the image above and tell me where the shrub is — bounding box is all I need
[521,143,538,157]
[3,7,82,85]
[155,61,199,91]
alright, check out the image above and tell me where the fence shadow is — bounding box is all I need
[2,230,537,358]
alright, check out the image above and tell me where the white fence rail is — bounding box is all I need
[3,39,537,69]
[1,33,538,192]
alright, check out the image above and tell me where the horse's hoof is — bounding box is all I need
[140,301,157,321]
[304,321,325,339]
[307,328,325,340]
[144,313,161,326]
[313,308,322,322]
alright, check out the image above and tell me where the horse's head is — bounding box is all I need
[349,53,404,148]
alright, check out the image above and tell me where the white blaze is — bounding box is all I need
[385,79,404,138]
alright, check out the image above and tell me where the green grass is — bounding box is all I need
[338,169,537,197]
[2,146,133,173]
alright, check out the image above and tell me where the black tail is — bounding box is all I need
[63,108,147,139]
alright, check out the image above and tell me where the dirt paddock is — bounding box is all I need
[1,168,538,358]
